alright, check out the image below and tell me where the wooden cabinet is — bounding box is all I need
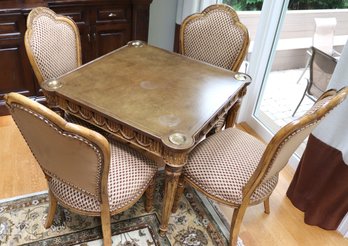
[94,5,132,59]
[0,0,152,115]
[50,2,133,63]
[0,10,38,115]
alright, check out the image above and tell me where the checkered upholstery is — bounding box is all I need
[49,138,157,213]
[180,5,249,132]
[184,128,278,205]
[181,6,248,70]
[25,7,81,84]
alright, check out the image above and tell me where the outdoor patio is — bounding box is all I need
[259,68,314,132]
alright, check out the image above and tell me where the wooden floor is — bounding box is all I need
[0,116,346,246]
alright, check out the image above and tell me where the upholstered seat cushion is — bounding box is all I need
[49,138,157,213]
[184,128,278,205]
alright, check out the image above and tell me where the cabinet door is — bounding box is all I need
[93,5,131,58]
[93,23,131,57]
[50,6,92,64]
[0,13,36,115]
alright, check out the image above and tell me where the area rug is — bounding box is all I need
[0,176,244,245]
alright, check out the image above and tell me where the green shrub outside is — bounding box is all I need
[223,0,348,11]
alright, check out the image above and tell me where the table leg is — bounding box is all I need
[225,99,241,128]
[159,165,182,236]
[225,84,249,128]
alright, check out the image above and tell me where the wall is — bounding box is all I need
[148,0,178,51]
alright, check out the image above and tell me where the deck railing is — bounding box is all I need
[238,9,348,70]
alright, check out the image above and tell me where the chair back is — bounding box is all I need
[5,93,110,201]
[313,17,336,56]
[179,4,249,71]
[25,7,82,85]
[308,46,337,98]
[249,87,348,194]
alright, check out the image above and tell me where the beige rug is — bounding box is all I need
[0,176,244,245]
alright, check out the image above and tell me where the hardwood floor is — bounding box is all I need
[0,116,346,245]
[0,115,47,198]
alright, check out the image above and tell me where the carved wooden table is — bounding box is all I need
[41,41,251,236]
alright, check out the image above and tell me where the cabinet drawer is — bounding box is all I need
[97,6,130,22]
[51,7,87,24]
[0,14,21,38]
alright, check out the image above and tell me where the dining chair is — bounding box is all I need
[5,92,158,246]
[292,46,337,116]
[179,4,249,72]
[179,4,249,132]
[24,7,102,129]
[25,7,82,85]
[172,87,348,246]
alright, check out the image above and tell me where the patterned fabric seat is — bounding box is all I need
[172,87,348,246]
[184,128,278,205]
[5,93,158,246]
[50,138,157,213]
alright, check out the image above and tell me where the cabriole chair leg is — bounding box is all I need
[101,209,112,246]
[230,206,247,246]
[45,189,57,229]
[264,196,270,214]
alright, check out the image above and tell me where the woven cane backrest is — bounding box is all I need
[180,4,249,71]
[308,46,337,98]
[258,88,348,185]
[5,93,110,201]
[25,7,82,85]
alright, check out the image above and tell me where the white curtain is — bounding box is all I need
[313,41,348,163]
[176,0,220,24]
[312,40,348,237]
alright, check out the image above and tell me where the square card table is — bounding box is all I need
[41,41,251,235]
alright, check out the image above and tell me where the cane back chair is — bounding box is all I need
[172,87,348,246]
[5,92,158,246]
[25,7,82,85]
[179,4,249,72]
[293,46,337,116]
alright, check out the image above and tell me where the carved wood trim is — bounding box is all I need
[43,82,246,166]
[49,95,164,157]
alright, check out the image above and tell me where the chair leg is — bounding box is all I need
[296,57,310,84]
[230,206,247,246]
[45,189,57,229]
[145,175,156,212]
[292,79,310,117]
[171,175,185,213]
[264,196,270,214]
[101,209,112,246]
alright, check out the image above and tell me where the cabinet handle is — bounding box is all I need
[93,33,96,41]
[87,33,91,42]
[108,13,117,17]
